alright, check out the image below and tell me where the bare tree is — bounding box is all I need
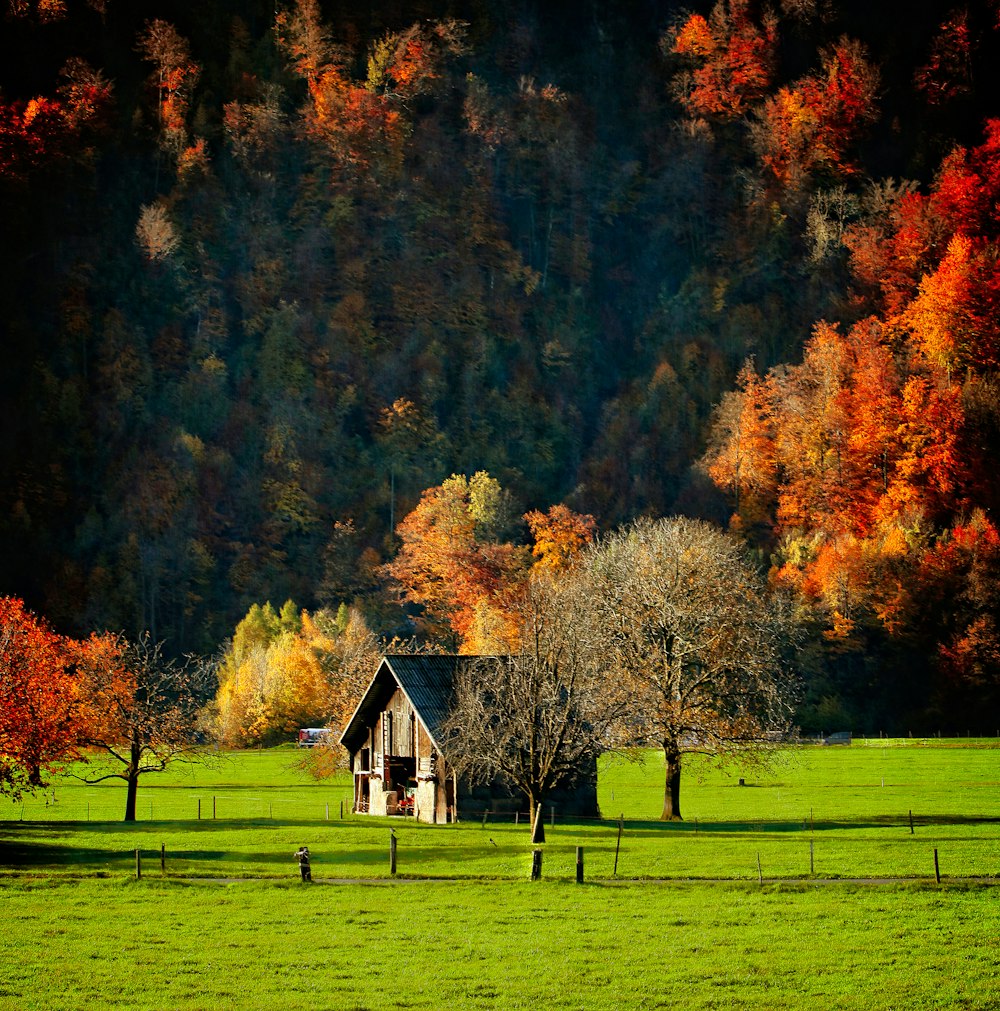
[135,203,180,262]
[443,572,624,841]
[587,517,798,821]
[75,632,212,821]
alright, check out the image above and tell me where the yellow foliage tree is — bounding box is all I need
[208,601,378,748]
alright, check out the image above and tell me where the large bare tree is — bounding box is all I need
[587,516,798,821]
[442,571,624,841]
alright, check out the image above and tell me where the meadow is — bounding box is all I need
[2,741,1000,1009]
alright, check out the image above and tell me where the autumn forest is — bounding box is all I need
[3,0,1000,742]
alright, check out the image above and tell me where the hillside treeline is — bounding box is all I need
[2,0,1000,731]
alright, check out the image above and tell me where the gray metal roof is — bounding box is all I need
[339,654,481,754]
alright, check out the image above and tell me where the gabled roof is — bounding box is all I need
[339,654,481,755]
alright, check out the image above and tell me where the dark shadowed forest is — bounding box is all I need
[3,0,1000,733]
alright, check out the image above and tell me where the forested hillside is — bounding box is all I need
[3,0,999,731]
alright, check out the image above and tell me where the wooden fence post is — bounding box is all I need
[934,848,941,884]
[576,846,584,884]
[757,852,763,885]
[613,814,623,877]
[160,843,165,875]
[909,810,914,835]
[197,798,201,820]
[530,849,543,880]
[810,839,814,876]
[213,795,216,819]
[135,849,141,881]
[389,831,397,876]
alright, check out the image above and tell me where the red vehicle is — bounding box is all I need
[297,728,331,747]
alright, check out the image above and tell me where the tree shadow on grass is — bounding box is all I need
[0,838,120,868]
[0,818,373,840]
[580,814,1000,837]
[0,837,315,871]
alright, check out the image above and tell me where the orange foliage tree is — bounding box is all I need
[136,19,201,163]
[706,120,1000,665]
[382,472,529,651]
[703,316,968,642]
[524,504,596,573]
[752,37,879,189]
[0,598,82,798]
[384,475,599,652]
[903,233,1000,375]
[275,1,465,177]
[703,358,777,534]
[668,0,778,120]
[74,631,212,822]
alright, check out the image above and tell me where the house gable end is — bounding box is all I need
[340,654,479,757]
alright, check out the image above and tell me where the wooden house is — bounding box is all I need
[339,655,599,823]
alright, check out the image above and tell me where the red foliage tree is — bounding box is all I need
[0,97,66,178]
[846,121,1000,321]
[0,60,111,182]
[915,10,974,108]
[753,37,878,189]
[0,598,82,798]
[668,0,777,120]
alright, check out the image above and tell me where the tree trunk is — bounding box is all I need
[530,799,545,843]
[661,743,682,821]
[124,739,141,822]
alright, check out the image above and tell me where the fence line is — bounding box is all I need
[25,836,995,886]
[5,794,999,837]
[1,789,357,823]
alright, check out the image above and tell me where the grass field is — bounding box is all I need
[2,742,1000,1009]
[3,877,1000,1010]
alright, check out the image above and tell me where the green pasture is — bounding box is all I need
[3,877,1000,1010]
[3,742,1000,1009]
[1,740,999,882]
